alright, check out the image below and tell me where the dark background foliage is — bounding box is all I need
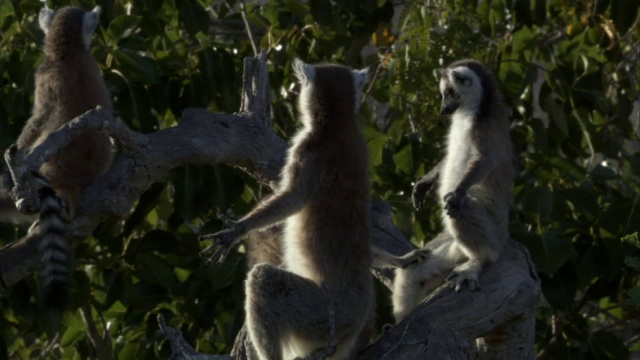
[0,0,639,358]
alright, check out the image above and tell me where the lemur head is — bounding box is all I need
[39,5,101,55]
[293,59,368,126]
[435,60,497,117]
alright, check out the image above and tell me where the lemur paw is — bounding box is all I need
[446,267,480,292]
[443,191,468,218]
[412,178,435,210]
[199,217,246,266]
[398,248,431,269]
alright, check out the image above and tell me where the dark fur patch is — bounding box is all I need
[448,59,502,121]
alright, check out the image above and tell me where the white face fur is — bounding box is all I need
[292,59,368,124]
[438,66,483,115]
[38,5,101,49]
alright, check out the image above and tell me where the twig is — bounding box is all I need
[157,314,233,360]
[239,1,258,57]
[79,305,114,360]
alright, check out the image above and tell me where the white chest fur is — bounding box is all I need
[438,112,475,201]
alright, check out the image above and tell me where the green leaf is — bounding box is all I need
[118,341,142,360]
[543,94,569,139]
[178,0,209,37]
[589,164,619,181]
[625,287,640,306]
[548,156,587,181]
[0,1,15,29]
[520,228,573,275]
[625,256,640,271]
[540,263,577,311]
[521,185,554,224]
[110,48,158,84]
[106,15,141,44]
[309,0,333,26]
[590,330,629,359]
[512,26,534,54]
[392,144,413,175]
[137,253,179,293]
[363,126,389,166]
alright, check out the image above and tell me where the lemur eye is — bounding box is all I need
[453,73,469,85]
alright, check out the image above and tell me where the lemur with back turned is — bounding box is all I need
[201,60,372,360]
[384,59,513,322]
[4,5,113,309]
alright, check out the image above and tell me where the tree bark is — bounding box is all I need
[0,51,540,359]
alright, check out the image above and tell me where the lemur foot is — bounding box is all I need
[446,264,480,292]
[398,248,431,269]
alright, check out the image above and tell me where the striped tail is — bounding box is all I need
[32,184,69,310]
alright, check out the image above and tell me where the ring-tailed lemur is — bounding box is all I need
[388,59,513,322]
[5,5,113,309]
[201,60,372,360]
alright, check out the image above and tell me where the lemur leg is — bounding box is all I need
[246,264,363,360]
[392,239,462,322]
[446,197,505,292]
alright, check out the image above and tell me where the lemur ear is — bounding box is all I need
[39,5,54,35]
[292,58,315,86]
[433,68,445,79]
[82,6,101,49]
[352,68,369,92]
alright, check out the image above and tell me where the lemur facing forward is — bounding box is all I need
[6,5,113,309]
[390,59,513,322]
[201,60,372,360]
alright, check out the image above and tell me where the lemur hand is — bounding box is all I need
[200,215,247,266]
[443,189,468,219]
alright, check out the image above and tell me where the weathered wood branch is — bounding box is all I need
[0,51,540,360]
[360,240,540,360]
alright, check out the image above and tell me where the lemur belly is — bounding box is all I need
[439,112,474,200]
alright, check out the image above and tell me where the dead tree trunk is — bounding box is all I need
[0,51,540,359]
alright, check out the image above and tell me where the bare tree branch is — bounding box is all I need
[79,305,114,360]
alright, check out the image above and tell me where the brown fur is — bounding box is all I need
[202,61,372,359]
[17,6,113,214]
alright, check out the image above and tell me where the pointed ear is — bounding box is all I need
[82,6,101,49]
[39,5,54,35]
[433,68,445,80]
[352,68,369,92]
[292,58,315,86]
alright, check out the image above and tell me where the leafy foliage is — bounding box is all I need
[0,0,639,359]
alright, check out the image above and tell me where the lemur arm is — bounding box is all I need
[412,160,443,210]
[454,152,495,195]
[200,158,317,264]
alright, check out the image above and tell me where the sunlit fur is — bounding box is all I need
[234,60,373,360]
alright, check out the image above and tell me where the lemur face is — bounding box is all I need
[437,66,482,116]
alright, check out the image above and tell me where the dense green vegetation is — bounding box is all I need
[0,0,639,358]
